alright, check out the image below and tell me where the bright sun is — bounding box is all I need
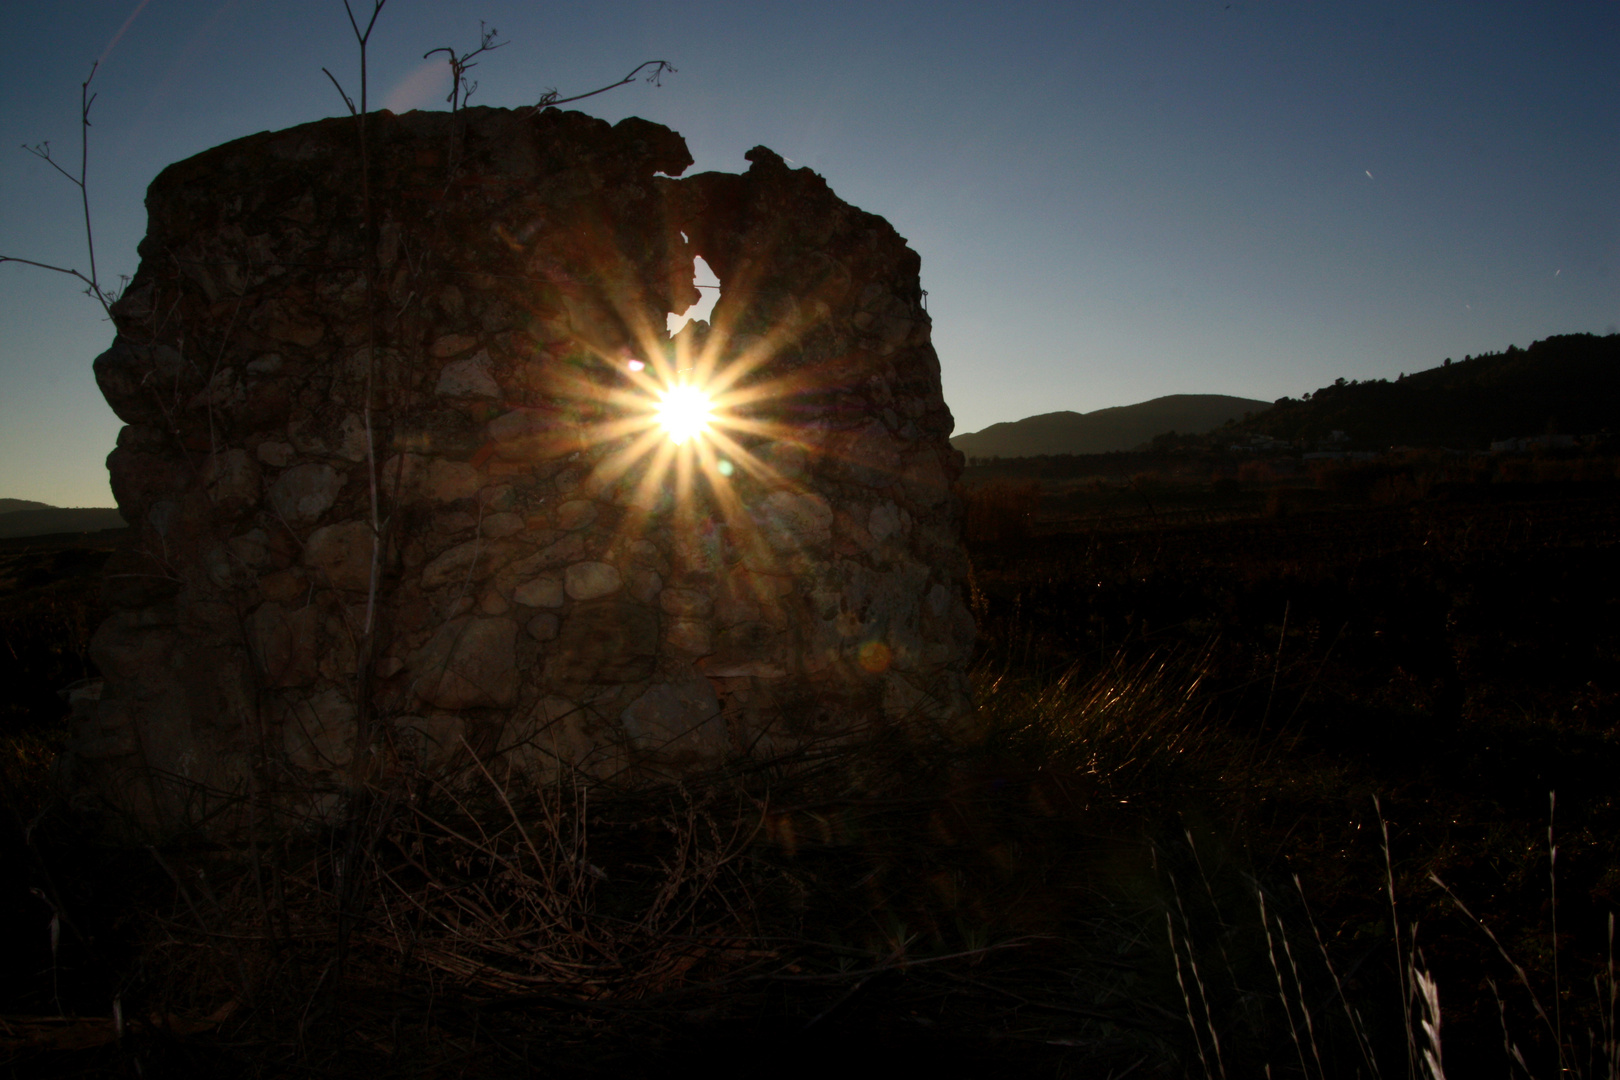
[654,384,713,445]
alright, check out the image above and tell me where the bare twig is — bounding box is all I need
[320,0,387,120]
[3,62,122,315]
[425,22,506,113]
[320,1,393,1000]
[528,60,676,116]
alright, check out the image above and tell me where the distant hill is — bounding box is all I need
[0,503,127,539]
[1235,333,1620,450]
[952,394,1271,459]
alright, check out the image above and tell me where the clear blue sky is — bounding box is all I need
[2,1,1615,507]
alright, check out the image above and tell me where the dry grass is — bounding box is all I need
[360,746,764,999]
[4,658,1258,1074]
[5,535,1619,1076]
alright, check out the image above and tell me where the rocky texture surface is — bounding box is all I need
[76,106,974,833]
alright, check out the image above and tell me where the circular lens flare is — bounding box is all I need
[655,384,713,445]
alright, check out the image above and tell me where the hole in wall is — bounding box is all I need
[667,256,720,336]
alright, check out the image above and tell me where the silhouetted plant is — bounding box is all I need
[0,62,125,314]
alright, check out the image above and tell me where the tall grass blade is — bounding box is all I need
[1376,794,1420,1078]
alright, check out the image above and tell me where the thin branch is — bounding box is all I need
[78,64,102,304]
[0,257,98,289]
[425,21,506,113]
[350,0,387,117]
[5,62,118,316]
[321,68,357,116]
[529,60,676,115]
[21,141,80,186]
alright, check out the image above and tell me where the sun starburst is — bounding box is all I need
[519,241,874,583]
[654,384,713,445]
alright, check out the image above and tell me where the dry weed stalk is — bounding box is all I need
[360,742,763,998]
[1428,810,1620,1080]
[108,747,777,1044]
[1165,887,1228,1080]
[1,61,126,314]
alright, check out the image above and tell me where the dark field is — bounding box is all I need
[2,458,1617,1077]
[0,529,121,740]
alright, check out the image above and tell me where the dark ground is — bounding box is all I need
[2,456,1617,1076]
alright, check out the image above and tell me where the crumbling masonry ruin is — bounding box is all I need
[76,107,976,832]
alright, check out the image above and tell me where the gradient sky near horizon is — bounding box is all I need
[2,1,1616,507]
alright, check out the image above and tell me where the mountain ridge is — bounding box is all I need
[952,393,1270,459]
[0,502,127,539]
[1231,332,1620,450]
[0,498,55,515]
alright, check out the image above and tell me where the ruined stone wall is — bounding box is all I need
[77,107,975,832]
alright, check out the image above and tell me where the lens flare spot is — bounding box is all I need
[857,640,892,673]
[717,458,734,477]
[627,358,646,372]
[656,384,713,444]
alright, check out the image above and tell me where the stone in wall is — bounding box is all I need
[74,106,976,833]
